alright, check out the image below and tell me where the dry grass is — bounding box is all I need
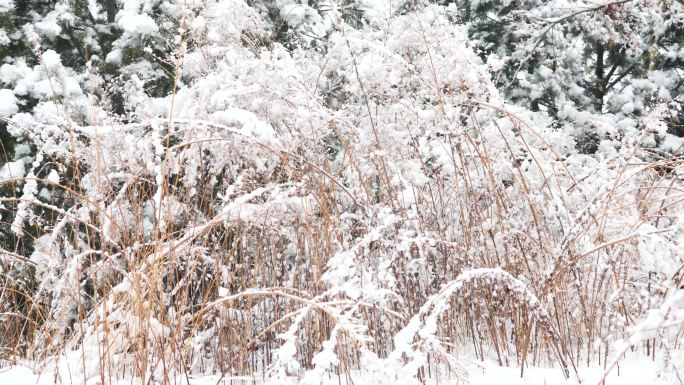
[1,7,683,384]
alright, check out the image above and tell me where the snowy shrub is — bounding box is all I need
[0,1,682,384]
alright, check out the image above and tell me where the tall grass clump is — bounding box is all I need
[1,1,683,384]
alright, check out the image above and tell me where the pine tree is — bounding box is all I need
[456,0,684,153]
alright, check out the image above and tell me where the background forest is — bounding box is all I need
[0,0,683,384]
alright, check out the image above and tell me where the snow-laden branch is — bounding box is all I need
[390,268,570,378]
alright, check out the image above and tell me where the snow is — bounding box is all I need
[280,4,306,27]
[660,133,684,154]
[0,88,18,116]
[218,286,230,297]
[14,143,31,157]
[0,366,46,385]
[208,108,277,143]
[1,1,684,385]
[0,158,24,179]
[0,0,13,12]
[0,355,672,385]
[46,169,60,183]
[87,0,103,20]
[33,4,76,38]
[41,49,62,69]
[105,48,123,64]
[356,0,406,22]
[34,15,62,37]
[118,13,159,35]
[0,28,10,45]
[467,356,664,385]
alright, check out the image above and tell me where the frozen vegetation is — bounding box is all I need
[0,0,683,384]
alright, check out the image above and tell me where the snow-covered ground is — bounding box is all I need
[0,353,673,385]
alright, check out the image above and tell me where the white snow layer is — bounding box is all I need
[0,88,18,117]
[0,0,13,12]
[118,12,159,35]
[0,354,674,385]
[280,4,307,27]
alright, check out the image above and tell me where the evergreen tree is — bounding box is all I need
[456,0,684,153]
